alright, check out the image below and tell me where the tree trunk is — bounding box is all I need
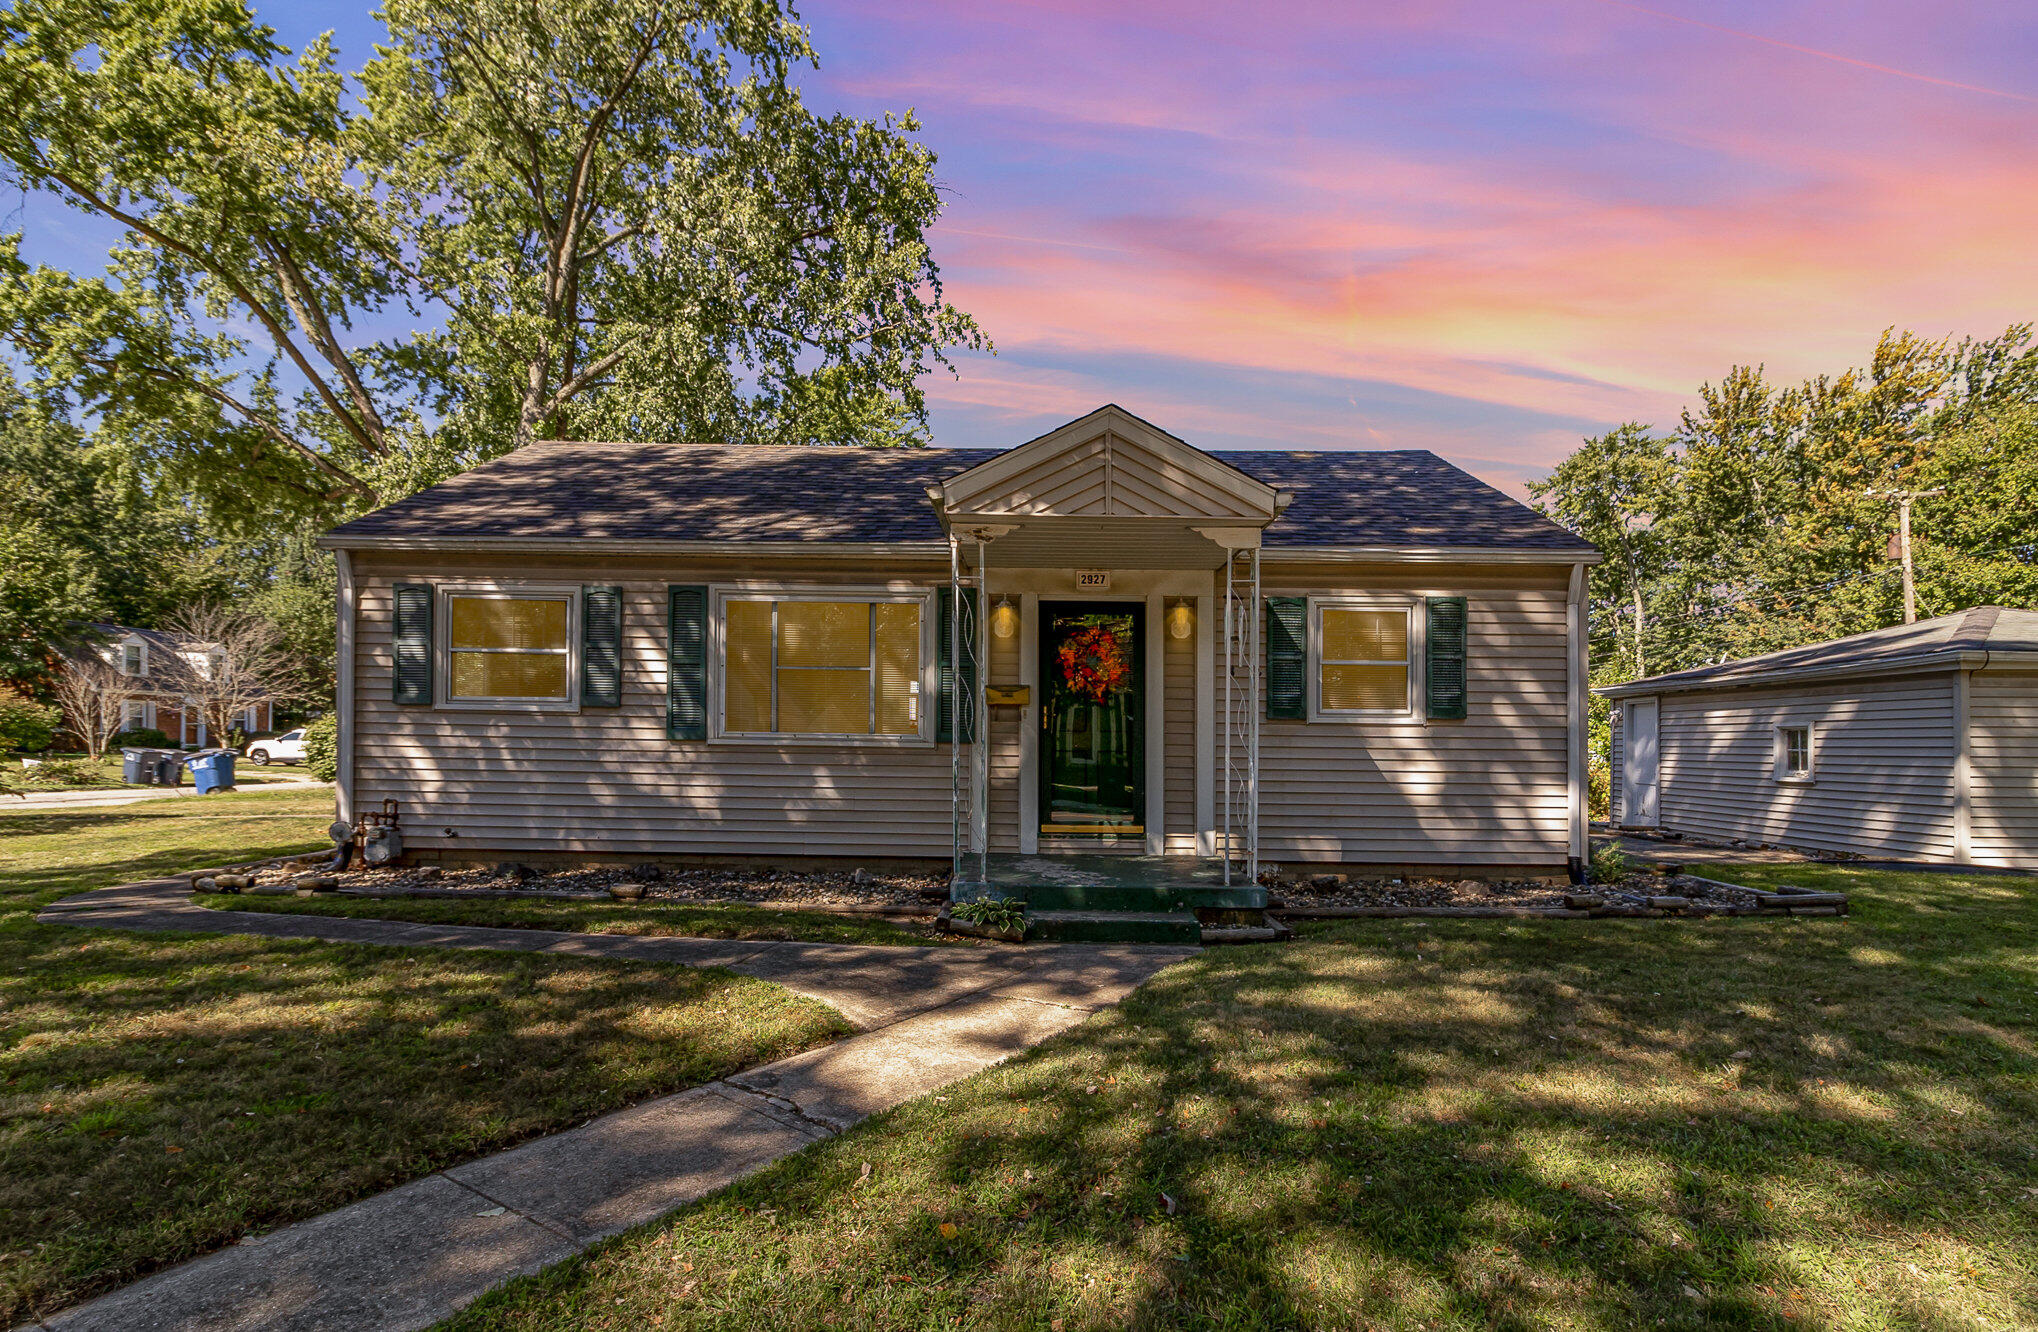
[1632,581,1647,678]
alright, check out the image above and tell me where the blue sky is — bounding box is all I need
[16,0,2037,494]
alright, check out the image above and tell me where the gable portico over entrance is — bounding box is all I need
[930,405,1290,889]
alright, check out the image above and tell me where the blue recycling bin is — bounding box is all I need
[186,750,236,794]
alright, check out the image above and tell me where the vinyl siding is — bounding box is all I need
[348,553,1583,869]
[1968,667,2038,868]
[988,613,1021,853]
[1651,676,1958,860]
[954,430,1260,519]
[1256,566,1574,868]
[1163,610,1196,854]
[351,554,962,860]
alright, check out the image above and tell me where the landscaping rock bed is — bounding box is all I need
[1264,869,1844,919]
[280,862,949,911]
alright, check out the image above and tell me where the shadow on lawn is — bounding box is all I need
[450,866,2038,1331]
[0,924,846,1322]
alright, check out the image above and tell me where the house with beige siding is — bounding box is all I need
[317,405,1600,907]
[1603,607,2038,868]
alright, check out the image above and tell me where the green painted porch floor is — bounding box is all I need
[959,854,1268,944]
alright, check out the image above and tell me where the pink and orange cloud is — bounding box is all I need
[803,0,2038,489]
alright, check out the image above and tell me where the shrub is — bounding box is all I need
[0,688,60,752]
[23,757,100,787]
[1586,756,1611,822]
[951,898,1025,933]
[1588,842,1632,885]
[107,727,173,750]
[303,712,338,782]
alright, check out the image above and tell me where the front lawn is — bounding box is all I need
[447,863,2037,1331]
[198,888,959,948]
[0,790,849,1323]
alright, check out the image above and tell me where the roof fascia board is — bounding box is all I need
[317,535,954,559]
[1262,546,1601,565]
[323,532,1600,565]
[1595,650,2033,699]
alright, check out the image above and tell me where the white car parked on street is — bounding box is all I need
[244,728,307,766]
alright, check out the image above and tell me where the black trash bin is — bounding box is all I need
[121,747,155,785]
[153,754,186,787]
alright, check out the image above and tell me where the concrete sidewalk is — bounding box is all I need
[28,881,1191,1331]
[9,774,330,812]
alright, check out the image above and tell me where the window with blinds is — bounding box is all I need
[722,596,925,738]
[1315,604,1414,716]
[447,593,573,702]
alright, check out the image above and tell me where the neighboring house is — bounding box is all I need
[316,405,1601,876]
[1602,606,2038,868]
[94,625,273,748]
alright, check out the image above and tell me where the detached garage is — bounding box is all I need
[1602,606,2038,868]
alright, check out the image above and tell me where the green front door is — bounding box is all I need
[1040,602,1144,836]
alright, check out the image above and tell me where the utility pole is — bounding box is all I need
[1865,487,1945,624]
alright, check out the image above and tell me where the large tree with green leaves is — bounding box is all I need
[1537,324,2038,685]
[0,0,982,523]
[1528,423,1673,676]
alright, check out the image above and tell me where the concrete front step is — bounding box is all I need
[1025,910,1203,944]
[1016,883,1267,913]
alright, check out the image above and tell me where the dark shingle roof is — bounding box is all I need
[322,440,1594,554]
[1601,606,2038,697]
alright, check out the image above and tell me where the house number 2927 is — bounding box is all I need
[1076,570,1111,590]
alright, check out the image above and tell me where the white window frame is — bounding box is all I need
[1307,596,1424,723]
[120,639,147,677]
[1775,722,1815,783]
[435,583,581,713]
[709,584,937,746]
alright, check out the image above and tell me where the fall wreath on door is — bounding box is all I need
[1058,625,1131,702]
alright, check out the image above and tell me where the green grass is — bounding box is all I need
[445,864,2038,1331]
[0,789,849,1322]
[197,888,960,947]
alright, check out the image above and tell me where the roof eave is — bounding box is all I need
[1596,648,2038,699]
[320,531,1602,564]
[316,534,956,559]
[1261,545,1601,565]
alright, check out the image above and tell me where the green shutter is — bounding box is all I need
[936,586,978,743]
[581,586,623,707]
[1265,597,1306,719]
[1426,595,1468,720]
[667,586,707,740]
[393,583,433,705]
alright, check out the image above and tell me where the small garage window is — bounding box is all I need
[1776,723,1814,781]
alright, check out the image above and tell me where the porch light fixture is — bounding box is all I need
[1167,598,1194,641]
[991,595,1018,640]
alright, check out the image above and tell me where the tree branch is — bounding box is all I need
[38,163,386,461]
